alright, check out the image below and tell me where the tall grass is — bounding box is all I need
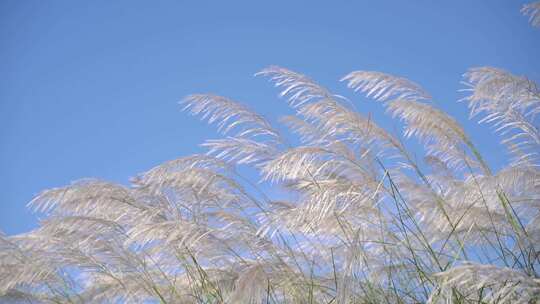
[1,3,540,303]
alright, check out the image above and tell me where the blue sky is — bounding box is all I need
[1,0,538,235]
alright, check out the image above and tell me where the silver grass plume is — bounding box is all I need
[2,45,540,304]
[463,67,540,167]
[342,70,431,102]
[182,94,282,166]
[523,1,540,27]
[388,99,480,171]
[429,263,540,303]
[181,94,281,141]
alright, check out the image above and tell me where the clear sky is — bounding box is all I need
[1,0,539,235]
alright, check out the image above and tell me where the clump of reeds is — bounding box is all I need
[1,2,539,303]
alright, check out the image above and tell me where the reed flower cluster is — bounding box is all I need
[1,2,539,303]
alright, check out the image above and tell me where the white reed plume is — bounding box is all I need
[463,67,540,166]
[342,70,431,102]
[522,1,540,27]
[429,263,540,303]
[1,6,539,301]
